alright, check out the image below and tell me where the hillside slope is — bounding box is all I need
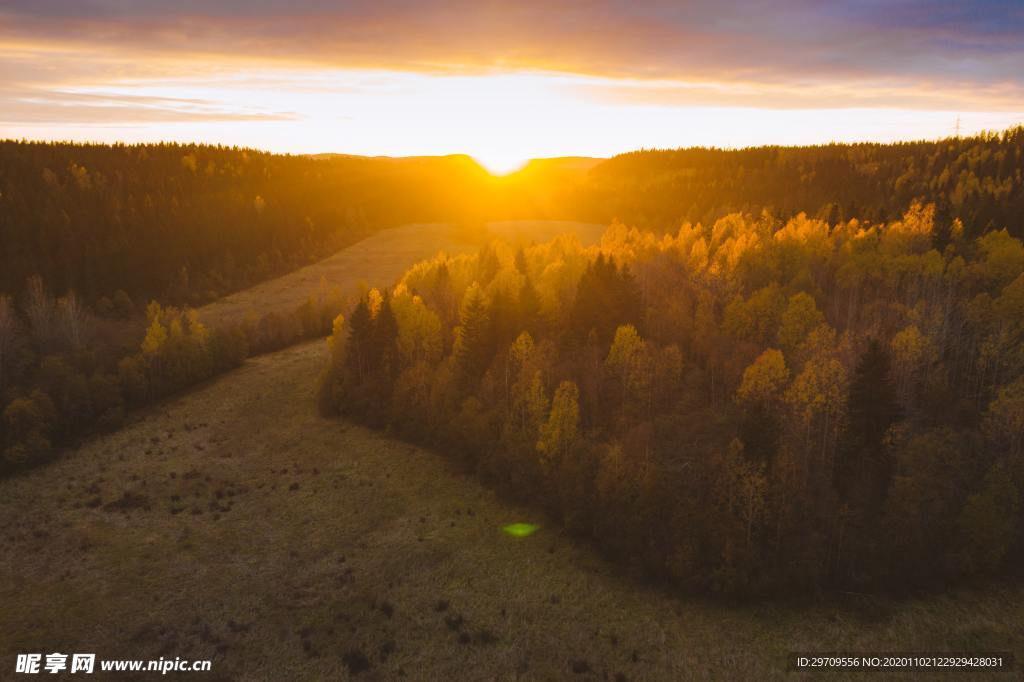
[3,337,1022,679]
[198,220,605,329]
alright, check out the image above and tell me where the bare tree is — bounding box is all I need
[0,294,23,390]
[23,275,56,351]
[56,291,94,352]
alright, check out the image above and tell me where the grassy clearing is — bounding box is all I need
[197,220,605,330]
[2,340,1022,680]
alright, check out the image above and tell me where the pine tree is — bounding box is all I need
[476,244,501,285]
[346,298,373,382]
[518,276,542,333]
[569,254,641,344]
[846,340,902,454]
[370,293,400,378]
[836,339,902,510]
[514,246,528,275]
[486,288,517,351]
[453,284,491,391]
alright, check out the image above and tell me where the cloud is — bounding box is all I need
[1,1,1022,91]
[573,77,1024,113]
[0,87,299,124]
[0,0,1021,144]
[0,47,298,125]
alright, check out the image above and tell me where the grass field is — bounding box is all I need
[198,220,605,330]
[3,222,1022,680]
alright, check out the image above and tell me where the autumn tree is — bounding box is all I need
[986,376,1024,460]
[604,324,650,413]
[537,380,580,472]
[777,292,824,355]
[736,348,790,463]
[392,292,442,366]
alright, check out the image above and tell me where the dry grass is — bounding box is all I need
[2,221,1021,680]
[197,220,605,330]
[2,340,1022,680]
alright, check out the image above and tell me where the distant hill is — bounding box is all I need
[6,129,1024,306]
[0,144,492,303]
[581,128,1024,238]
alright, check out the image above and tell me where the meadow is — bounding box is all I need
[4,339,1021,680]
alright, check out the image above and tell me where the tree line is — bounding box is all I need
[10,128,1023,310]
[0,275,347,471]
[320,203,1024,593]
[579,127,1024,241]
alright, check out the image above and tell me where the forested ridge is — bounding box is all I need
[320,203,1024,593]
[583,127,1024,239]
[4,129,1024,305]
[0,141,498,303]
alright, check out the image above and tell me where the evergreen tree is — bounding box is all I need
[476,244,501,285]
[346,298,374,382]
[518,276,542,334]
[569,254,641,344]
[453,284,491,391]
[836,339,903,510]
[514,246,529,275]
[370,293,400,379]
[486,288,518,351]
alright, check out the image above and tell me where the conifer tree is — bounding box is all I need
[370,293,400,379]
[514,246,529,275]
[453,284,491,391]
[518,276,542,334]
[836,339,902,510]
[346,298,373,382]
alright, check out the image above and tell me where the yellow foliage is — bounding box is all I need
[537,380,580,467]
[141,317,167,355]
[367,288,383,318]
[736,349,790,405]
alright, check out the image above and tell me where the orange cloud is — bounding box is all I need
[2,1,1023,96]
[1,1,1022,158]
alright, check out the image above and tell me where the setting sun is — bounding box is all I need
[472,152,529,175]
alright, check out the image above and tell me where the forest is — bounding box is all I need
[319,202,1024,593]
[0,142,506,303]
[3,130,1024,571]
[7,129,1023,306]
[580,128,1024,240]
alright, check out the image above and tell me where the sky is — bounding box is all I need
[2,1,1023,173]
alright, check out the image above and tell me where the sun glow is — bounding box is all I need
[7,60,1022,161]
[473,152,530,176]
